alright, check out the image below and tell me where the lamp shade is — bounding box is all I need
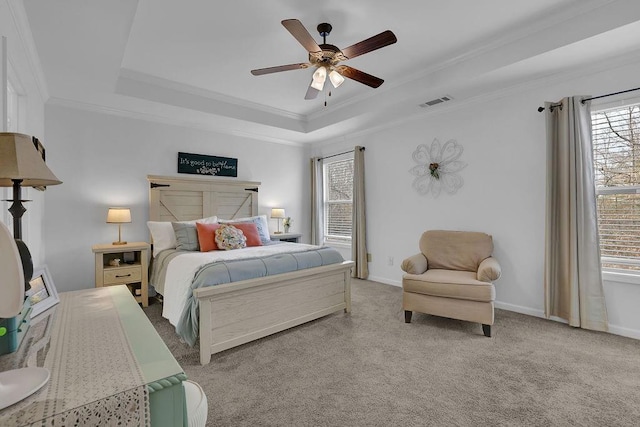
[107,207,131,223]
[311,66,327,91]
[329,70,345,88]
[271,208,285,219]
[0,133,62,187]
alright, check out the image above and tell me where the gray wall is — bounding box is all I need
[38,57,640,340]
[311,59,640,339]
[43,106,310,292]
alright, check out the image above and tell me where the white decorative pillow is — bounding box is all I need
[218,215,270,244]
[147,215,217,257]
[215,224,247,250]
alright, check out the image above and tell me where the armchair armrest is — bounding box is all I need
[477,257,501,282]
[401,253,428,275]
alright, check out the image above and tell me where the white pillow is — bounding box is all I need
[147,215,217,257]
[218,215,271,244]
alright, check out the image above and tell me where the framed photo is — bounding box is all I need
[27,265,60,318]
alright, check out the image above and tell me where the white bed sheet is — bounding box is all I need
[162,242,321,326]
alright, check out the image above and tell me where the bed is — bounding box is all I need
[147,175,354,365]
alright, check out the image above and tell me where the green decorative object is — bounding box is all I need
[283,217,292,233]
[429,162,440,179]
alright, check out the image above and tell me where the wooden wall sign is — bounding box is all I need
[177,152,238,177]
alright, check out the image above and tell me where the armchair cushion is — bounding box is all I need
[400,253,428,275]
[403,270,495,302]
[478,257,501,282]
[419,230,494,272]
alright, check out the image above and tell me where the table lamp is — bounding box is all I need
[0,133,62,240]
[271,208,285,234]
[107,207,131,245]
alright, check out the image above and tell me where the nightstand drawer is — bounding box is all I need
[104,266,141,285]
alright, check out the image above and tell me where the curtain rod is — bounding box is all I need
[537,86,640,112]
[317,146,365,161]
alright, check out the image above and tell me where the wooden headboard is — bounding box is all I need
[147,175,260,222]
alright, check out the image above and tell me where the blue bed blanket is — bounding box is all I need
[177,247,344,346]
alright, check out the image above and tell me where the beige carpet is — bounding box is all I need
[143,279,640,426]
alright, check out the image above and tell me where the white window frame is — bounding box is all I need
[591,100,640,280]
[2,72,27,230]
[322,154,353,245]
[6,79,19,132]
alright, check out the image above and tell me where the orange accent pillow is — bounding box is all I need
[196,222,221,252]
[229,223,263,247]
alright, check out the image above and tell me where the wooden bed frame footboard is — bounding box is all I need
[194,261,354,365]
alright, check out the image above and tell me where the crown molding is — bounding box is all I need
[310,48,640,149]
[118,68,306,122]
[46,96,306,147]
[5,0,49,102]
[307,0,623,125]
[48,47,640,150]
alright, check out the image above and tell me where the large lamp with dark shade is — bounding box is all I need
[0,132,62,240]
[0,133,60,409]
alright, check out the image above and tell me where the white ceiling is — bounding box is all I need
[20,0,640,144]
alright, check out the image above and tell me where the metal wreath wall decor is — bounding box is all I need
[409,138,467,197]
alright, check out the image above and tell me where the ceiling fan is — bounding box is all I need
[250,19,397,100]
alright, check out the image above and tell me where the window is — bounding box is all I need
[592,103,640,271]
[323,157,353,242]
[6,80,18,131]
[2,81,20,228]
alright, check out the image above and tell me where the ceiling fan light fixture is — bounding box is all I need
[329,70,344,88]
[311,66,327,91]
[312,66,327,82]
[310,78,324,91]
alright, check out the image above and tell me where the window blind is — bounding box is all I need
[324,158,353,240]
[592,104,640,270]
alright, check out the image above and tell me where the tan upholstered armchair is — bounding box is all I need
[400,230,501,337]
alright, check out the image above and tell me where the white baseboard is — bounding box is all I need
[494,301,546,319]
[367,275,401,287]
[493,302,640,340]
[370,282,640,341]
[607,324,640,340]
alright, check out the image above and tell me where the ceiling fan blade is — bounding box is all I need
[251,63,311,76]
[336,65,384,88]
[282,19,321,53]
[341,30,397,60]
[304,80,320,100]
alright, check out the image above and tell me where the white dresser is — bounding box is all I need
[0,286,187,426]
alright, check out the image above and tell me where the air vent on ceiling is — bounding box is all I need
[419,95,453,108]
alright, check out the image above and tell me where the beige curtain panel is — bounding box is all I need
[310,157,324,246]
[544,96,608,331]
[351,146,368,279]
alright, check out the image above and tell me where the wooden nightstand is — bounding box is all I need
[270,233,302,243]
[92,242,150,307]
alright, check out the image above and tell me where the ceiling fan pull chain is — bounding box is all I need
[324,90,332,107]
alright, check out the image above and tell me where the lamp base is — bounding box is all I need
[273,232,283,235]
[112,241,127,245]
[0,367,50,410]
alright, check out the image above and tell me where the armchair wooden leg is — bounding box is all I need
[404,310,412,323]
[482,324,492,337]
